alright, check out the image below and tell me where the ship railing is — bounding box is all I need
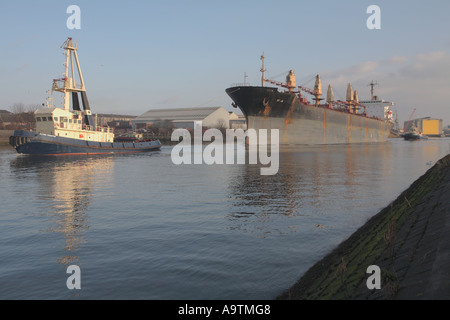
[230,83,252,87]
[52,78,84,91]
[82,125,112,133]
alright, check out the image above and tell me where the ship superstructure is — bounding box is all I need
[359,81,395,122]
[35,38,113,143]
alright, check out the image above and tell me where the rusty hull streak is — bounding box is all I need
[263,98,271,118]
[284,98,295,125]
[348,114,351,143]
[365,118,368,143]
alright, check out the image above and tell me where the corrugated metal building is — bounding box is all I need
[132,106,230,130]
[95,113,136,126]
[404,117,443,137]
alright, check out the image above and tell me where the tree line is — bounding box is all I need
[0,103,42,130]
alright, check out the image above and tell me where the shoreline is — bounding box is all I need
[276,153,450,300]
[0,130,13,146]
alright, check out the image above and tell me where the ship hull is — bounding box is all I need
[10,130,161,155]
[403,133,428,141]
[226,86,393,145]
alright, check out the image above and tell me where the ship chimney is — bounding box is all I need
[326,84,334,103]
[353,90,359,103]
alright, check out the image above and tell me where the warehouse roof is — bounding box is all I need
[133,106,226,122]
[408,117,442,121]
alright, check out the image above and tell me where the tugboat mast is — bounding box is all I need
[53,38,85,110]
[52,37,94,128]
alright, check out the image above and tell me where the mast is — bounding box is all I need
[368,80,378,100]
[52,38,94,127]
[260,52,266,87]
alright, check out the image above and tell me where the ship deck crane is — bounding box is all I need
[298,85,316,96]
[264,78,294,91]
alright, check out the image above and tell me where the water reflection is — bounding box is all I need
[226,142,394,237]
[10,155,113,265]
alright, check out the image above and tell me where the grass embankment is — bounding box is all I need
[277,154,450,300]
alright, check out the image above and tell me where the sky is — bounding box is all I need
[1,0,450,126]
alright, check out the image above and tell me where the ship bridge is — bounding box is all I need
[35,108,113,142]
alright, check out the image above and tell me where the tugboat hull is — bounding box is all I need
[10,130,161,155]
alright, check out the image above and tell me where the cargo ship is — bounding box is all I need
[10,38,161,155]
[226,54,394,145]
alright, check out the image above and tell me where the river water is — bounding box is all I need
[0,138,449,299]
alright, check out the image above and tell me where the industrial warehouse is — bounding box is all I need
[403,117,444,137]
[131,106,244,131]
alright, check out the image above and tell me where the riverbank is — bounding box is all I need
[0,130,13,146]
[277,153,450,300]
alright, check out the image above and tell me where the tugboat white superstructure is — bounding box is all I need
[10,38,161,155]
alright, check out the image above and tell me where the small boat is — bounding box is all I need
[402,125,428,141]
[10,38,161,155]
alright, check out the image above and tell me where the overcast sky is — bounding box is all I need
[1,0,450,125]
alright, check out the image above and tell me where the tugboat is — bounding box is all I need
[402,125,428,141]
[9,38,161,155]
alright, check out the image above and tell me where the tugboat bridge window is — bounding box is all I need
[42,117,47,122]
[54,117,59,122]
[36,117,41,122]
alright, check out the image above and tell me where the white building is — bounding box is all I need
[229,112,247,130]
[132,106,231,130]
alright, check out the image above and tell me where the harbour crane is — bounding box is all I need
[404,108,417,132]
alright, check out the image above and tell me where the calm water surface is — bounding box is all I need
[1,138,449,299]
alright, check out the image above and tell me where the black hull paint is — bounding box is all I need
[403,133,428,141]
